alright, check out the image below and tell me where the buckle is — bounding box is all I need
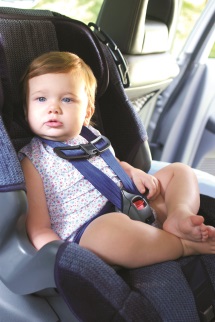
[119,190,155,224]
[54,135,111,160]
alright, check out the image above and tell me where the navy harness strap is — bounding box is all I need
[81,127,139,195]
[40,126,139,211]
[70,158,123,210]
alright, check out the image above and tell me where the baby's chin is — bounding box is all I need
[39,132,78,142]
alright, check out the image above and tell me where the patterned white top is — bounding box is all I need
[19,127,121,241]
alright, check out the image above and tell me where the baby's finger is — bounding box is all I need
[147,178,160,199]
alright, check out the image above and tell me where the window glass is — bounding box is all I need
[172,0,208,57]
[33,0,103,23]
[209,42,215,58]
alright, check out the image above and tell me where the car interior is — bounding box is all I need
[0,1,215,321]
[96,0,215,175]
[96,0,181,129]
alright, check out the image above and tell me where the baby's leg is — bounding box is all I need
[79,212,215,269]
[151,163,213,242]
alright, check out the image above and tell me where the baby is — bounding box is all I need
[19,51,215,268]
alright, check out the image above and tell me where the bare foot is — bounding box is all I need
[182,232,215,256]
[163,213,214,242]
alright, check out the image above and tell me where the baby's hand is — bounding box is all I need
[130,169,160,200]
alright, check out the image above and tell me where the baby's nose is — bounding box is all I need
[49,103,61,114]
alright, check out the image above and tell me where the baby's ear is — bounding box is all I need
[84,106,94,126]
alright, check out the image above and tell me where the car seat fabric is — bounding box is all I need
[199,194,215,226]
[1,7,215,322]
[0,116,24,191]
[55,241,215,322]
[55,240,215,322]
[55,242,163,322]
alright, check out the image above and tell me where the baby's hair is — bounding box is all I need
[22,51,97,115]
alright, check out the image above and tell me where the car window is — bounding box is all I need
[0,0,104,23]
[209,43,215,58]
[171,0,209,57]
[33,0,103,24]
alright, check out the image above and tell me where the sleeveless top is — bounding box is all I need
[18,127,122,241]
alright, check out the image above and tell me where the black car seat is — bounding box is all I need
[0,6,152,322]
[1,6,215,322]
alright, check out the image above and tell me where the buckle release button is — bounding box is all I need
[133,199,145,210]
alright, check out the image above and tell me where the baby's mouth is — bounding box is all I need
[45,120,63,127]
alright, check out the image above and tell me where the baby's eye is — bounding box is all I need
[62,97,72,103]
[37,97,46,102]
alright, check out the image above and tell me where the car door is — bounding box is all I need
[149,0,215,176]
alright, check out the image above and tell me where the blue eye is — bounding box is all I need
[38,97,46,102]
[62,97,72,103]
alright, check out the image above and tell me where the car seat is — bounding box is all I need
[0,6,152,322]
[1,6,215,322]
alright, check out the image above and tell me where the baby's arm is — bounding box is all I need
[119,161,160,200]
[21,157,61,250]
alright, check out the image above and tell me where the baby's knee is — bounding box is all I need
[169,162,192,174]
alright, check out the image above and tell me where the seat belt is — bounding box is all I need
[40,126,154,224]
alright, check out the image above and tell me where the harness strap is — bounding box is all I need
[81,127,139,195]
[40,126,139,211]
[68,156,123,210]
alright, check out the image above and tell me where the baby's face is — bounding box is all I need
[27,71,92,141]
